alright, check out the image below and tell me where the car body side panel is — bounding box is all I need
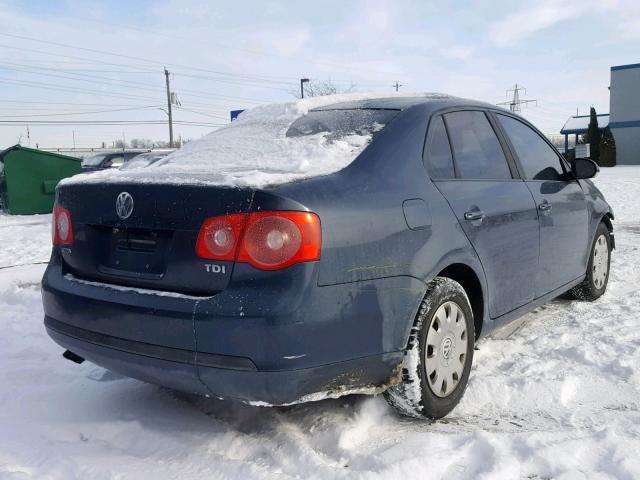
[270,104,492,343]
[194,263,426,371]
[272,105,483,284]
[581,178,615,250]
[435,180,539,318]
[525,180,590,296]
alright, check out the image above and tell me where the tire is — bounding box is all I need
[384,277,475,419]
[567,222,611,301]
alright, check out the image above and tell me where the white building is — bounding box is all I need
[610,63,640,165]
[560,63,639,165]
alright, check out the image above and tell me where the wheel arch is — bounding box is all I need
[436,263,485,339]
[601,211,615,249]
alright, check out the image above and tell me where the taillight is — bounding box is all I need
[195,213,246,260]
[239,212,321,270]
[53,204,73,245]
[196,211,321,270]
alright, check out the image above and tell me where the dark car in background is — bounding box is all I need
[81,151,148,172]
[42,96,613,419]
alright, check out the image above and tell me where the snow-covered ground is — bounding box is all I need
[1,167,639,479]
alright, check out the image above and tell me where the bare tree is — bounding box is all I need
[130,138,154,149]
[293,79,356,98]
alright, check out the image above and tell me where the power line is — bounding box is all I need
[0,61,167,91]
[0,77,160,101]
[175,107,230,121]
[0,62,268,104]
[0,105,162,118]
[0,120,224,126]
[0,30,394,93]
[60,13,399,80]
[497,84,537,113]
[0,44,271,104]
[0,60,293,95]
[0,32,298,85]
[0,99,158,107]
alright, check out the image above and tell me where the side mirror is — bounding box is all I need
[572,158,599,179]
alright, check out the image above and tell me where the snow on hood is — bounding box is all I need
[60,92,444,189]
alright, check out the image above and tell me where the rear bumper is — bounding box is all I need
[42,257,425,405]
[45,317,401,405]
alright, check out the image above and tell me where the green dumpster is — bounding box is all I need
[0,145,82,215]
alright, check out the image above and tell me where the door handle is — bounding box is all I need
[464,210,485,221]
[538,201,552,213]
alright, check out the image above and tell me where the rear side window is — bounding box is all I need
[445,111,512,180]
[424,116,454,178]
[497,114,565,181]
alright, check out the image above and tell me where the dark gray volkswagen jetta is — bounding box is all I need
[42,95,613,419]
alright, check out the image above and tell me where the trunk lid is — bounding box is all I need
[56,181,254,295]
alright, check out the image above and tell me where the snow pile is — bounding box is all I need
[0,213,51,269]
[1,166,639,478]
[60,93,447,188]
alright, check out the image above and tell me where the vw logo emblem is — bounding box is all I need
[115,192,134,220]
[442,337,452,359]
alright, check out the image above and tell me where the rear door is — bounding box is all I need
[426,110,539,318]
[494,113,589,296]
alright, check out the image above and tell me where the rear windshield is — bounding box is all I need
[286,109,398,141]
[83,101,403,188]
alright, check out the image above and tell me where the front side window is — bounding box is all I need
[497,114,565,181]
[107,156,125,168]
[444,111,512,180]
[81,153,108,167]
[424,116,454,178]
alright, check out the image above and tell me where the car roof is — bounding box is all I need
[310,94,498,113]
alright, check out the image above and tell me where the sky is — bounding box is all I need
[0,0,638,149]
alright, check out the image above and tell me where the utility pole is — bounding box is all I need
[300,78,310,98]
[164,67,174,148]
[498,84,537,112]
[392,80,403,92]
[72,130,76,150]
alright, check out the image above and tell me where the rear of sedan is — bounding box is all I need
[42,98,424,405]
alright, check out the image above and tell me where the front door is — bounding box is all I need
[494,113,589,296]
[425,111,540,318]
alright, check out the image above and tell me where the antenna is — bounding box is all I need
[497,84,537,112]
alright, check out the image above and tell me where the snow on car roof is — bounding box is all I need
[60,92,452,189]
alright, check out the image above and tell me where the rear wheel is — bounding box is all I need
[384,277,474,419]
[567,222,611,301]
